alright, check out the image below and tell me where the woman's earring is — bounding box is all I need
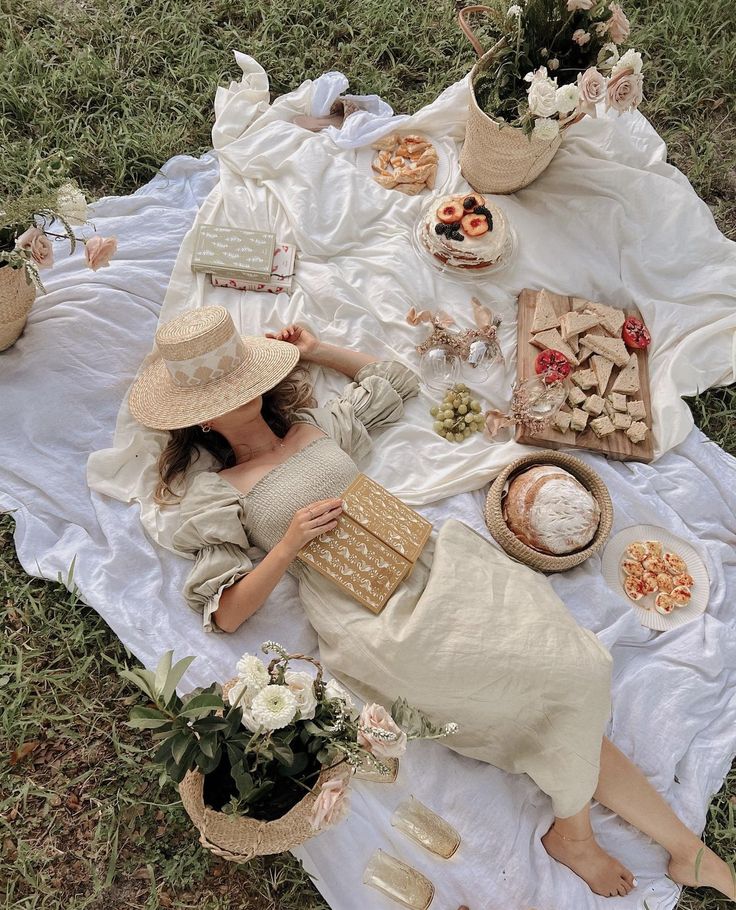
[201,423,212,434]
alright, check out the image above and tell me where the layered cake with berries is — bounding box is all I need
[418,193,512,271]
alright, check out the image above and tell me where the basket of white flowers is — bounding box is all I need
[458,1,645,194]
[124,642,457,863]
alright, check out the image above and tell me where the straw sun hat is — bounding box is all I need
[128,306,300,430]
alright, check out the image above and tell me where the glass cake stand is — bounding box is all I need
[410,192,518,282]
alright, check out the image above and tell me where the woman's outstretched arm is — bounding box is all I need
[266,324,377,380]
[214,497,343,632]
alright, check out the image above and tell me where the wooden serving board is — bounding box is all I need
[515,288,654,463]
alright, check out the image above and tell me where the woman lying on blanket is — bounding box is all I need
[130,305,734,902]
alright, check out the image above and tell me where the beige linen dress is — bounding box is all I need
[173,362,612,818]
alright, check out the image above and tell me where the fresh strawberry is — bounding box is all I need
[461,213,489,236]
[436,201,465,224]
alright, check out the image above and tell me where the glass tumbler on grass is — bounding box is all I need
[391,796,461,859]
[363,849,435,910]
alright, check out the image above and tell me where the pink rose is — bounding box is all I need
[572,28,591,46]
[357,703,407,759]
[567,0,593,9]
[577,67,608,117]
[606,2,630,43]
[15,226,54,269]
[605,68,643,113]
[310,775,351,830]
[85,235,118,271]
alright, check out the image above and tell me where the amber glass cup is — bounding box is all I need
[362,849,435,909]
[390,796,461,859]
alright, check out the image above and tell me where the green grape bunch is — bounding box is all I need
[430,384,485,442]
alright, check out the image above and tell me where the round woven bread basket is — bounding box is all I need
[458,6,564,195]
[0,265,36,351]
[485,450,613,573]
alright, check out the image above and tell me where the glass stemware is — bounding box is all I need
[419,345,460,392]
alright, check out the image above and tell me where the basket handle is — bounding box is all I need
[268,653,324,688]
[457,5,501,58]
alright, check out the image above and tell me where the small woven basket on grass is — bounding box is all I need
[179,656,341,864]
[485,450,613,573]
[458,5,572,195]
[0,265,36,351]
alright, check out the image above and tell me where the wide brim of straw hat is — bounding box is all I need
[129,334,300,430]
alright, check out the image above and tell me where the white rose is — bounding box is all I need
[533,117,561,141]
[235,654,270,695]
[556,83,580,115]
[524,66,548,84]
[612,48,643,76]
[284,670,318,720]
[527,74,559,118]
[250,684,298,731]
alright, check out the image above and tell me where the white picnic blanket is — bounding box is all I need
[1,53,735,910]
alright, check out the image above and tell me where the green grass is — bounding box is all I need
[1,0,735,908]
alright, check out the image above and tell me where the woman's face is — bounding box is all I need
[207,395,263,435]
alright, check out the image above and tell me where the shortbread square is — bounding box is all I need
[583,394,605,416]
[609,392,628,412]
[567,386,587,408]
[627,420,649,444]
[571,369,597,390]
[552,410,572,433]
[627,399,647,420]
[612,412,633,430]
[570,408,589,432]
[590,415,616,438]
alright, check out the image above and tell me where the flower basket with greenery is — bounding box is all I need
[458,0,645,193]
[0,153,117,350]
[123,642,457,863]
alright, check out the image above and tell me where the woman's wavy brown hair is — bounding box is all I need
[154,366,316,504]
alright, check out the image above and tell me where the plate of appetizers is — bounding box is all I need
[602,524,709,631]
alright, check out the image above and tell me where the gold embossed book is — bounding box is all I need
[191,224,276,282]
[298,474,433,614]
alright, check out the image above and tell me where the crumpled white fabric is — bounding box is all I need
[87,51,736,560]
[0,52,731,910]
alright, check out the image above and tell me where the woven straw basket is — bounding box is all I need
[485,450,613,573]
[458,5,563,195]
[0,265,36,351]
[178,762,341,864]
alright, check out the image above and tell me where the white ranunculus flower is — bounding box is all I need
[325,678,357,713]
[284,670,319,720]
[533,117,561,141]
[556,83,580,115]
[236,654,270,695]
[527,72,559,118]
[56,181,87,225]
[612,48,643,76]
[250,684,298,731]
[227,679,259,731]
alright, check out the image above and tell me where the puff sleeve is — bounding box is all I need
[172,472,259,632]
[295,361,419,460]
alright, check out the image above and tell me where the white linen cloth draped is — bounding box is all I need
[0,52,732,910]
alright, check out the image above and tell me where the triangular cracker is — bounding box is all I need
[560,311,600,341]
[579,334,630,367]
[591,354,614,396]
[611,353,641,395]
[531,290,561,333]
[572,299,626,336]
[529,328,579,366]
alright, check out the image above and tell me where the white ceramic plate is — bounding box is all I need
[355,132,452,196]
[601,524,709,631]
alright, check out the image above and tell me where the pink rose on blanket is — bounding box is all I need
[85,235,118,271]
[605,68,643,113]
[357,703,407,759]
[606,3,630,43]
[310,774,351,830]
[15,226,54,269]
[577,67,608,117]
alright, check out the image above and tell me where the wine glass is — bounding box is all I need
[520,376,566,419]
[419,346,460,393]
[463,337,499,382]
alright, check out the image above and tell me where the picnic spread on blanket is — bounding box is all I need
[3,3,736,909]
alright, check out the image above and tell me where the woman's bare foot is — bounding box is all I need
[669,842,736,902]
[542,826,636,897]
